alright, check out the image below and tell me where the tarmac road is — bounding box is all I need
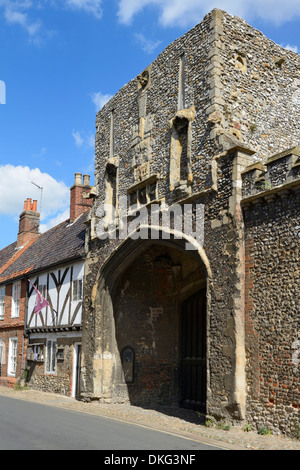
[0,395,228,451]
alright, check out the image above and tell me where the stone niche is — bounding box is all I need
[169,106,195,198]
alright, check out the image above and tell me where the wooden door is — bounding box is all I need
[181,290,206,412]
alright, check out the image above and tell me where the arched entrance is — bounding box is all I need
[90,236,211,411]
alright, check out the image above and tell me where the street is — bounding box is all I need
[0,395,226,451]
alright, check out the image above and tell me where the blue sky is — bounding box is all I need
[0,0,299,249]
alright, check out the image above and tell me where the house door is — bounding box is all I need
[181,289,206,412]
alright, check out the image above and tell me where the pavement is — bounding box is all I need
[0,385,299,451]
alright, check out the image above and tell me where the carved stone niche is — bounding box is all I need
[169,107,195,198]
[234,53,247,73]
[137,65,151,94]
[134,161,150,182]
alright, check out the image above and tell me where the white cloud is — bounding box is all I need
[282,44,298,53]
[40,207,70,233]
[117,0,300,27]
[0,0,103,44]
[0,165,69,225]
[72,129,84,147]
[1,0,42,36]
[134,33,162,54]
[91,91,113,111]
[72,129,94,148]
[65,0,103,19]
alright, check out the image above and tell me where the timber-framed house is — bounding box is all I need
[0,173,93,397]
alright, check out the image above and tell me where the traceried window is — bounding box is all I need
[46,339,56,374]
[12,282,21,318]
[0,287,5,320]
[8,338,18,376]
[72,279,83,302]
[128,180,157,209]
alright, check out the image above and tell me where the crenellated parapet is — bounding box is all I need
[241,146,300,203]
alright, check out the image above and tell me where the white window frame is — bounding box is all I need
[12,282,21,318]
[8,337,18,376]
[45,339,56,374]
[0,286,5,320]
[72,279,83,302]
[0,340,5,376]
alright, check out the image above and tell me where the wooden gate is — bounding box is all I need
[181,289,206,412]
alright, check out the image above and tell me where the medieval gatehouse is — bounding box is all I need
[80,9,300,435]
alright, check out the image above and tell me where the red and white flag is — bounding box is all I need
[29,280,50,314]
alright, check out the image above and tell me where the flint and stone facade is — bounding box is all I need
[80,9,299,435]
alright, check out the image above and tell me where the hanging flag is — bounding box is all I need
[28,280,50,314]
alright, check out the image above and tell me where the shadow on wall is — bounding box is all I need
[105,239,208,417]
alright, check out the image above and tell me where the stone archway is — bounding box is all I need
[86,235,211,410]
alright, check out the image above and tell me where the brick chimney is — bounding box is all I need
[70,173,94,223]
[17,198,40,247]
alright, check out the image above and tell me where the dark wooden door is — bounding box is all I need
[181,289,206,412]
[75,344,81,399]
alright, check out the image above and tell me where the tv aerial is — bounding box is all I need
[31,181,43,218]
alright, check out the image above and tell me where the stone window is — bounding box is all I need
[104,161,118,225]
[128,178,157,209]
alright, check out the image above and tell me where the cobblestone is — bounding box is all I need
[0,386,299,450]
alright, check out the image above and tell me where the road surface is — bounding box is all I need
[0,394,229,451]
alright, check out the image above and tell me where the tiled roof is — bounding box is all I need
[0,213,87,283]
[0,242,18,272]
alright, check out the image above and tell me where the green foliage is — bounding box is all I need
[293,423,300,440]
[258,426,273,436]
[204,416,215,428]
[215,420,231,431]
[244,423,252,432]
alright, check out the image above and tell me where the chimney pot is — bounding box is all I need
[18,198,40,247]
[83,174,90,187]
[70,173,93,223]
[75,173,82,186]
